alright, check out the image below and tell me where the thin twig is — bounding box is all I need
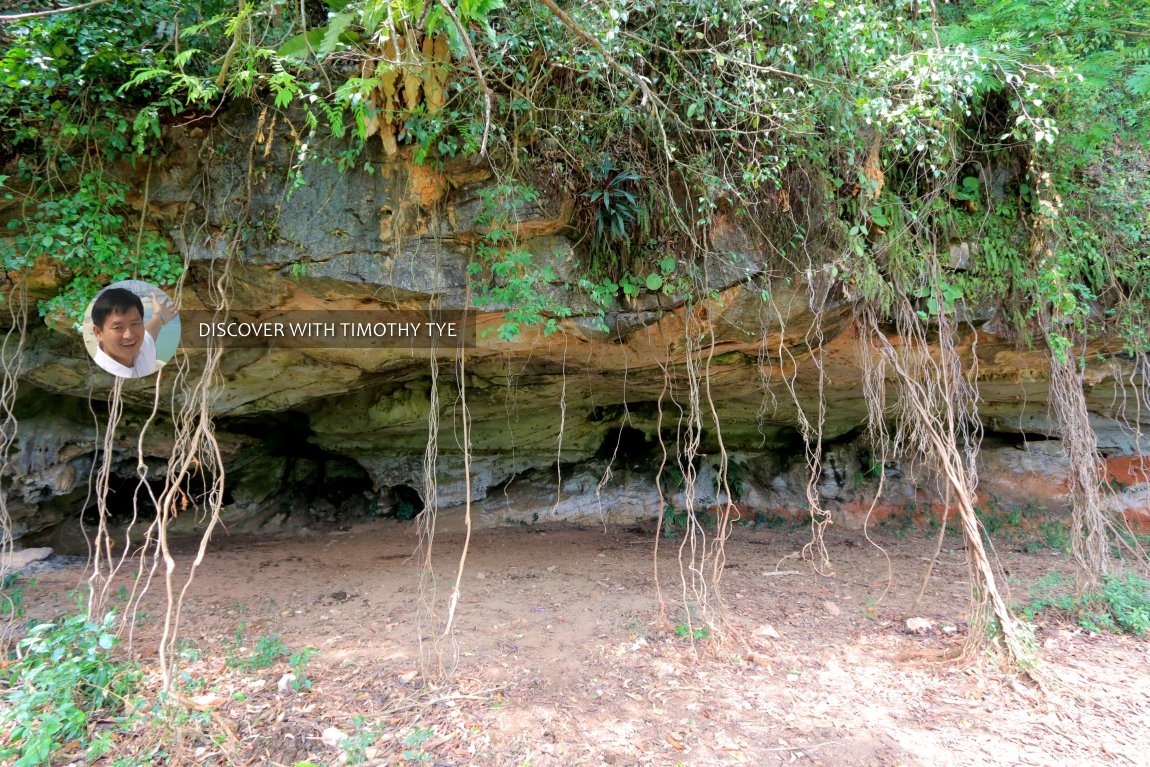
[0,0,113,22]
[535,0,655,106]
[435,0,493,156]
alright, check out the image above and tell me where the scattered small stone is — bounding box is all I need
[906,617,932,633]
[942,624,958,634]
[755,623,781,639]
[0,547,53,571]
[476,571,487,580]
[191,694,226,708]
[546,565,558,572]
[822,601,841,617]
[321,726,349,748]
[277,672,297,692]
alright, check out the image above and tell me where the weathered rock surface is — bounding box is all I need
[3,106,1148,545]
[0,546,53,571]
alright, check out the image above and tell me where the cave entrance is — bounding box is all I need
[597,425,657,470]
[78,470,236,536]
[222,410,375,524]
[390,484,425,521]
[81,475,156,527]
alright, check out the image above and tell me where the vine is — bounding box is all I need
[2,0,1148,693]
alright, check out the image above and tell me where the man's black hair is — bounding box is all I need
[91,288,145,328]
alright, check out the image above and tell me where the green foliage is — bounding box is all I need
[1037,520,1071,553]
[224,628,316,690]
[278,0,505,64]
[287,646,317,691]
[289,261,312,281]
[0,613,142,767]
[673,623,708,641]
[880,502,919,540]
[748,511,796,531]
[395,497,419,521]
[1,573,29,622]
[0,0,188,156]
[3,0,1147,350]
[0,2,188,321]
[403,726,435,763]
[947,0,1150,351]
[975,497,1025,541]
[1022,572,1150,635]
[581,154,647,269]
[661,504,689,539]
[342,716,385,765]
[226,630,288,671]
[4,173,182,325]
[717,460,746,504]
[468,183,571,340]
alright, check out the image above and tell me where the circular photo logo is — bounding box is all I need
[82,280,181,379]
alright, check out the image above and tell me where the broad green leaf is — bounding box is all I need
[277,28,326,62]
[319,12,356,58]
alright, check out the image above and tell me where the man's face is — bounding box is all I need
[93,307,145,367]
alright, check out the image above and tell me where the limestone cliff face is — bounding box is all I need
[3,107,1148,544]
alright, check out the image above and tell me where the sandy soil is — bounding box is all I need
[14,520,1150,767]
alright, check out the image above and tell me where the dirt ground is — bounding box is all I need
[15,520,1150,767]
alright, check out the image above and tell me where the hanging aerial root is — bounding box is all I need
[1048,348,1125,589]
[418,269,477,681]
[651,350,672,624]
[855,315,896,608]
[416,339,442,677]
[858,300,1036,676]
[86,376,127,618]
[773,280,833,575]
[0,278,28,637]
[664,301,746,651]
[123,116,260,693]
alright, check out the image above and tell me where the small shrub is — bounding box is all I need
[228,633,290,671]
[1,572,28,622]
[661,505,690,539]
[673,623,709,641]
[403,726,435,763]
[1037,520,1071,552]
[288,646,317,691]
[224,630,315,690]
[1022,572,1150,635]
[0,612,142,767]
[975,497,1024,540]
[342,716,384,765]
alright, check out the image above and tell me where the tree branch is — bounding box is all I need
[214,0,248,90]
[0,0,114,22]
[534,0,654,106]
[435,0,493,156]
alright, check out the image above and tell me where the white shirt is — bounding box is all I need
[94,329,158,378]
